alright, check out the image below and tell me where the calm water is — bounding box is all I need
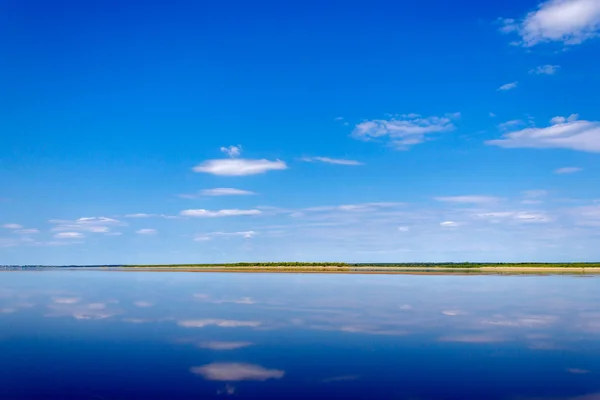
[1,271,599,399]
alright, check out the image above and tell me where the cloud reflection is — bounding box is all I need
[53,297,81,304]
[567,368,590,374]
[133,301,154,307]
[178,319,261,328]
[191,363,284,381]
[438,334,507,343]
[197,341,254,350]
[441,310,466,316]
[46,301,119,320]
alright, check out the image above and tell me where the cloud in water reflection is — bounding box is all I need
[197,341,254,350]
[191,363,285,381]
[178,319,261,328]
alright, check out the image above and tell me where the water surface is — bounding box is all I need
[1,271,599,399]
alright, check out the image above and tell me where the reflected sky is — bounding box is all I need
[1,271,600,399]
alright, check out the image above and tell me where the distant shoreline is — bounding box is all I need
[3,263,600,274]
[112,264,600,275]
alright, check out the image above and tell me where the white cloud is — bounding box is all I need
[352,113,459,149]
[529,64,560,75]
[555,166,583,174]
[500,0,600,47]
[570,205,600,226]
[440,221,459,227]
[2,224,22,229]
[486,115,600,152]
[53,232,85,239]
[397,226,410,232]
[489,112,497,117]
[498,119,525,131]
[304,202,404,213]
[200,188,256,196]
[197,341,253,350]
[50,217,123,233]
[181,209,261,218]
[434,196,502,204]
[301,157,364,166]
[178,319,261,328]
[498,82,518,91]
[125,213,154,218]
[220,145,242,158]
[193,159,287,176]
[136,229,157,235]
[550,114,579,125]
[475,211,552,223]
[194,231,256,241]
[124,213,176,219]
[14,229,40,235]
[191,363,284,381]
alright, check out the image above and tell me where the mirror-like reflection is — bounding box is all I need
[1,271,599,399]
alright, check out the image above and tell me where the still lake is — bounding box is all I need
[1,270,599,399]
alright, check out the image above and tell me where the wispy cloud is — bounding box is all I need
[49,217,124,233]
[199,188,256,196]
[487,114,600,152]
[2,224,23,229]
[529,64,560,75]
[498,82,518,91]
[475,211,552,223]
[522,190,548,198]
[499,0,600,47]
[191,363,284,381]
[440,221,460,227]
[136,229,157,235]
[124,213,176,219]
[434,196,502,204]
[53,232,85,239]
[555,167,583,174]
[181,209,261,218]
[498,119,526,131]
[301,157,363,166]
[304,202,405,213]
[14,229,40,235]
[352,113,459,149]
[193,159,287,176]
[194,231,256,241]
[220,145,242,158]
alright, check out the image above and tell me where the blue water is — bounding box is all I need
[1,271,599,399]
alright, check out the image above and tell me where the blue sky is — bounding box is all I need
[1,0,600,264]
